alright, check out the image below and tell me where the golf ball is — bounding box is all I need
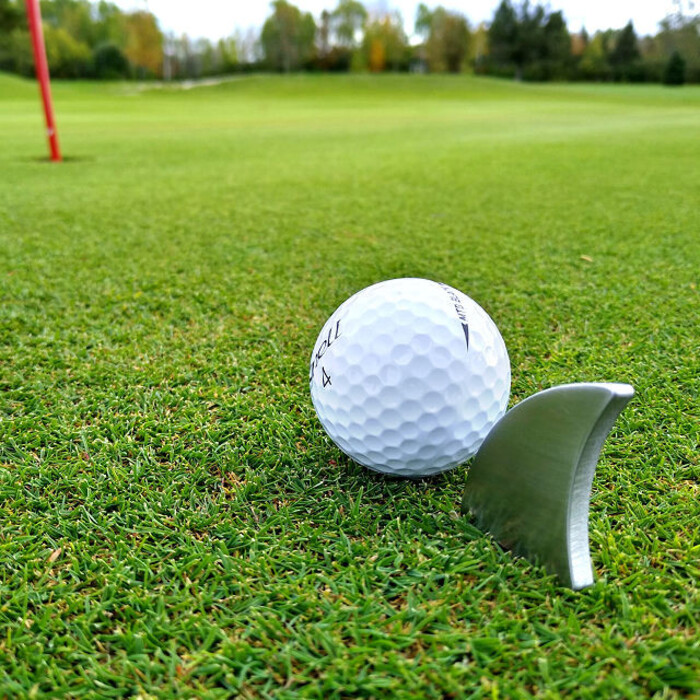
[309,278,510,478]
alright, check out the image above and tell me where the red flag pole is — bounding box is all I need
[25,0,62,162]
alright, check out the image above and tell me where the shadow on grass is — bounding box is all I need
[29,155,94,163]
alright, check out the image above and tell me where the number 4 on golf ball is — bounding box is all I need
[309,278,511,478]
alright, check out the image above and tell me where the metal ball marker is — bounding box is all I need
[462,383,635,590]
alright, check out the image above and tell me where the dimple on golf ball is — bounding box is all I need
[309,278,511,478]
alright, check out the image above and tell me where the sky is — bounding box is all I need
[114,1,682,41]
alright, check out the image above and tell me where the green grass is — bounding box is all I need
[0,71,698,698]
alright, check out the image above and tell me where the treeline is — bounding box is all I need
[0,0,162,78]
[0,0,698,84]
[484,1,699,83]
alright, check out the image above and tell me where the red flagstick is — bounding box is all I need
[25,0,62,162]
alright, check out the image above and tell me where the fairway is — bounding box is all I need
[1,73,698,697]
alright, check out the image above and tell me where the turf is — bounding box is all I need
[0,72,698,698]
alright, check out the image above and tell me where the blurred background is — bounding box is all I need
[0,0,698,85]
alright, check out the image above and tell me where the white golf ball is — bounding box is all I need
[309,278,510,478]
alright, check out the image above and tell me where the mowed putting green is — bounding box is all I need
[1,73,698,697]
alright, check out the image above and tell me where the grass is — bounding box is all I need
[0,71,698,698]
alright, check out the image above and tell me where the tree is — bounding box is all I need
[1,28,33,75]
[94,1,127,49]
[578,32,611,80]
[415,3,432,38]
[44,24,92,77]
[512,2,546,78]
[234,27,261,66]
[438,12,470,72]
[261,0,316,72]
[571,28,588,57]
[663,50,686,84]
[543,12,569,61]
[0,0,24,73]
[173,34,196,78]
[318,9,331,59]
[360,13,407,72]
[41,0,96,48]
[124,11,163,77]
[487,1,574,80]
[488,0,518,71]
[488,0,541,78]
[217,37,238,73]
[541,10,570,78]
[416,5,470,73]
[609,21,639,79]
[93,42,129,78]
[316,9,352,71]
[331,0,367,48]
[470,22,489,72]
[196,38,216,76]
[0,0,21,33]
[657,12,700,82]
